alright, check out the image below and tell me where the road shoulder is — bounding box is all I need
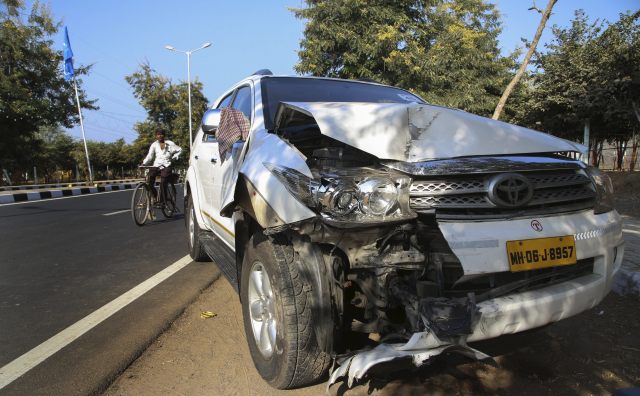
[104,278,324,396]
[3,262,220,396]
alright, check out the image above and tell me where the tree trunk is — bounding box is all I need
[592,139,604,167]
[633,101,640,124]
[492,0,557,120]
[630,132,639,171]
[614,138,628,170]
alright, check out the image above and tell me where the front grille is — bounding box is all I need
[409,169,596,218]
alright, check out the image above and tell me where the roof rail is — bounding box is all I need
[357,77,381,84]
[252,69,273,76]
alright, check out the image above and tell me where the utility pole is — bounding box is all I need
[582,120,590,164]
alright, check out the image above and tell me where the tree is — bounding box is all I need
[515,10,639,168]
[0,0,97,184]
[492,0,556,120]
[291,0,515,116]
[125,63,208,165]
[33,126,75,182]
[515,11,608,156]
[598,11,640,169]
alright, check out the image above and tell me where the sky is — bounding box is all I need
[28,0,640,144]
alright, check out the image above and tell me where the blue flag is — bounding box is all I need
[63,26,74,81]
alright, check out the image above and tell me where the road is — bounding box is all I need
[1,190,639,395]
[0,189,220,395]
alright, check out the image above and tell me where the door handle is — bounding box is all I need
[211,158,218,164]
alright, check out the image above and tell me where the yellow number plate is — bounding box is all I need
[506,236,577,272]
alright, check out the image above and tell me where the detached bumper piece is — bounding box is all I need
[328,296,486,391]
[327,341,493,391]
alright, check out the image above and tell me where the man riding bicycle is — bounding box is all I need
[141,129,182,205]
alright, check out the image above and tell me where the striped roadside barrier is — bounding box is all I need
[0,183,138,204]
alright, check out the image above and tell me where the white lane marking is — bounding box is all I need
[0,189,132,207]
[103,209,131,216]
[0,255,193,389]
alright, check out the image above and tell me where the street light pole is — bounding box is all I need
[187,51,192,151]
[165,42,211,151]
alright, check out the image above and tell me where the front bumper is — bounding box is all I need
[438,209,625,341]
[329,210,625,388]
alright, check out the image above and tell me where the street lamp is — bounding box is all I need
[165,42,212,151]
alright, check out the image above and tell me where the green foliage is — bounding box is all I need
[125,63,208,165]
[0,0,97,178]
[71,138,130,173]
[292,0,515,116]
[513,10,639,149]
[33,126,75,178]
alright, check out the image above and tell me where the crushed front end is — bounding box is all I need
[265,145,624,388]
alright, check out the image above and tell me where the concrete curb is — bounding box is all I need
[0,183,139,204]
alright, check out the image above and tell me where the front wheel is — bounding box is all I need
[131,183,149,226]
[161,183,177,218]
[186,194,210,262]
[241,232,331,389]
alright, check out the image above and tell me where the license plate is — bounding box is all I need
[506,235,577,272]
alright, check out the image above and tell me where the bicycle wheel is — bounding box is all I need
[162,183,177,218]
[131,183,150,226]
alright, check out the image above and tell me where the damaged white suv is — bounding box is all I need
[185,71,624,389]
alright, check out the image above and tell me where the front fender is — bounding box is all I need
[223,130,316,228]
[185,165,209,230]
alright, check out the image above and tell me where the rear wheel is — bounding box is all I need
[241,232,331,389]
[161,183,177,218]
[187,194,210,262]
[131,183,149,226]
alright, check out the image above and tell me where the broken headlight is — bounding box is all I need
[585,166,614,214]
[264,163,416,225]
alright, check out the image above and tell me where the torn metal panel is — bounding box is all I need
[276,102,586,162]
[234,131,316,225]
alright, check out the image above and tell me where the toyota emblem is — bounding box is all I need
[531,220,543,232]
[487,173,534,208]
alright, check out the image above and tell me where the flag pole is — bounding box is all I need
[73,78,93,184]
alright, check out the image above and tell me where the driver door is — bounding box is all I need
[200,84,253,248]
[195,91,233,244]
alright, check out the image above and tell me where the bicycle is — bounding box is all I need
[131,165,178,226]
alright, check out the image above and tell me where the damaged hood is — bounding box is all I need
[276,102,586,162]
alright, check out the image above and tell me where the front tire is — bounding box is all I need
[161,183,177,218]
[131,183,149,226]
[186,194,210,262]
[241,232,331,389]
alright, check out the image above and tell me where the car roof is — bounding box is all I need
[243,74,391,88]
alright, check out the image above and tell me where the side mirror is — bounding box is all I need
[201,109,221,133]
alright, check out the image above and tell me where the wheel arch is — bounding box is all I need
[184,168,208,230]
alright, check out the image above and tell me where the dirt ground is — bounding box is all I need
[608,171,640,217]
[104,277,640,396]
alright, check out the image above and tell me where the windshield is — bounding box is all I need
[261,77,424,130]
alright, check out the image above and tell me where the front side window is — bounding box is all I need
[217,92,234,109]
[231,86,252,122]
